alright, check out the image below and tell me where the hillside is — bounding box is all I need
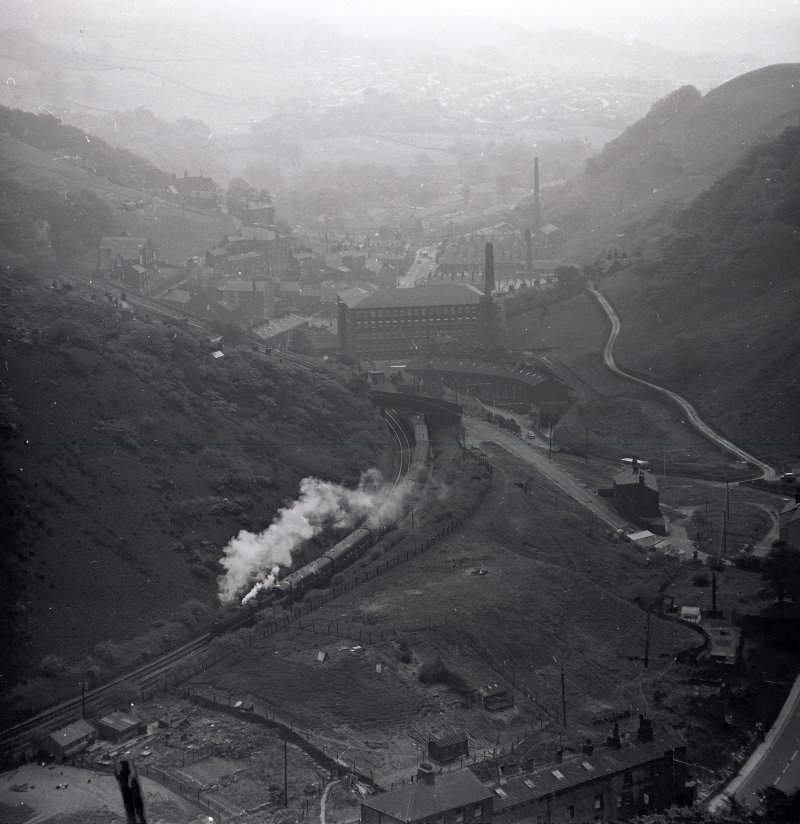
[602,125,800,467]
[550,63,800,260]
[0,271,390,716]
[0,107,237,268]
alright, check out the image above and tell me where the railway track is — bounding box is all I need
[1,409,418,759]
[0,635,210,755]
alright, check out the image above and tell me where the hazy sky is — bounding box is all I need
[9,0,800,59]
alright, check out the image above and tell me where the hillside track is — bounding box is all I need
[588,285,775,481]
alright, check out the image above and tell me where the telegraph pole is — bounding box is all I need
[643,611,651,669]
[284,737,288,808]
[78,681,88,718]
[560,668,567,729]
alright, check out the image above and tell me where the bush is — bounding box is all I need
[692,572,710,587]
[38,654,67,677]
[418,656,470,695]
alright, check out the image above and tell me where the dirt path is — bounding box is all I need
[588,285,775,480]
[320,779,338,824]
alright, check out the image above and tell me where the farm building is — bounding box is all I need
[489,721,693,823]
[361,763,493,824]
[96,710,147,744]
[471,684,514,712]
[428,731,470,764]
[43,719,96,761]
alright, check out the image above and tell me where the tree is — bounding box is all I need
[761,541,800,617]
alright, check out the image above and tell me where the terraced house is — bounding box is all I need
[489,721,693,823]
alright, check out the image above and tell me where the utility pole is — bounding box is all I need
[643,610,651,669]
[284,737,288,808]
[78,681,88,718]
[711,568,718,618]
[560,668,567,729]
[725,481,731,524]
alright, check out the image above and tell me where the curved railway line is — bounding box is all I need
[0,405,427,758]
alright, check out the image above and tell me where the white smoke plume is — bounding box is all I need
[218,468,401,605]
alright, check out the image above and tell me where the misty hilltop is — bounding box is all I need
[551,63,800,260]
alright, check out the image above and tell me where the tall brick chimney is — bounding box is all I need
[484,242,495,294]
[533,156,541,228]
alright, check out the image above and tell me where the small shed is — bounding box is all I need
[316,650,329,663]
[680,606,701,624]
[472,684,514,711]
[97,711,147,744]
[44,719,96,760]
[428,730,469,764]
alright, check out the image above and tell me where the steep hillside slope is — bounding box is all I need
[603,125,800,466]
[551,64,800,259]
[0,111,236,268]
[0,272,389,710]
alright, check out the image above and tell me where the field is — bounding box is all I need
[187,425,703,789]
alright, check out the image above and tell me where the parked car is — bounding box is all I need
[526,430,536,440]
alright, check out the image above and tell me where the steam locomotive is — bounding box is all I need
[211,413,429,635]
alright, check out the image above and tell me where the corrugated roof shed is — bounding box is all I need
[98,711,142,733]
[430,730,467,748]
[492,736,686,811]
[365,769,492,822]
[48,719,95,747]
[342,285,483,310]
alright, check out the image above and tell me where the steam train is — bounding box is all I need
[211,413,429,635]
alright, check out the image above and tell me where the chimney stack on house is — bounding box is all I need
[607,723,622,749]
[637,715,654,743]
[417,763,436,786]
[582,739,594,757]
[555,749,563,764]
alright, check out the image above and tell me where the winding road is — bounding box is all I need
[588,286,775,480]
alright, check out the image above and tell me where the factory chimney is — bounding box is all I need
[524,228,533,275]
[533,156,542,228]
[484,242,495,295]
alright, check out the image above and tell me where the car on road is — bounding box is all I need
[526,430,536,440]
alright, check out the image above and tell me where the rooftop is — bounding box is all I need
[364,768,493,822]
[614,470,659,491]
[98,711,142,733]
[341,284,483,310]
[491,735,686,812]
[48,719,95,747]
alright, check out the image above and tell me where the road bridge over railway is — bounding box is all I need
[370,390,462,427]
